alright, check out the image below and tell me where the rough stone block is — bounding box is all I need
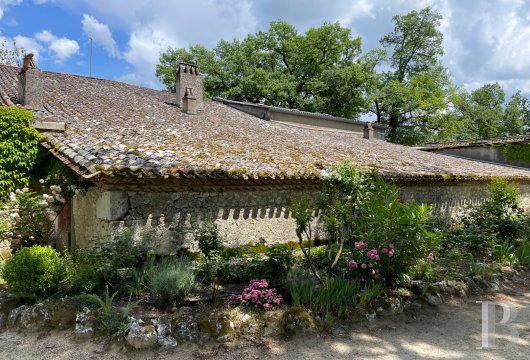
[96,191,129,221]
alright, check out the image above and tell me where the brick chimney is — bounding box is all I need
[18,53,43,110]
[176,63,203,110]
[182,87,198,115]
[363,122,374,140]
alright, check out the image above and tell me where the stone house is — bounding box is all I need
[1,61,530,253]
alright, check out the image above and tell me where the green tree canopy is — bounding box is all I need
[371,7,452,144]
[156,21,373,119]
[450,83,528,140]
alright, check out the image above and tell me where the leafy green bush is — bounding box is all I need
[197,222,223,258]
[359,281,386,307]
[147,257,197,306]
[312,276,359,317]
[285,267,316,307]
[196,251,229,299]
[516,242,530,266]
[87,286,139,333]
[240,244,295,285]
[285,268,359,317]
[447,179,529,259]
[1,190,55,248]
[0,107,44,199]
[348,176,436,287]
[2,245,66,300]
[74,230,143,291]
[492,243,519,266]
[293,164,436,287]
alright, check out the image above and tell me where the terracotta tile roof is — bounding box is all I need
[1,64,530,184]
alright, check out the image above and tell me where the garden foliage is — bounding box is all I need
[292,163,436,287]
[147,257,197,306]
[0,107,43,199]
[2,245,66,300]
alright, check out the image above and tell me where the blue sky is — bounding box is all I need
[2,0,530,99]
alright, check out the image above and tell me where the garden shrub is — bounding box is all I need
[147,257,197,306]
[448,179,529,259]
[2,245,66,300]
[292,164,437,288]
[227,279,283,310]
[87,286,139,333]
[0,107,43,199]
[285,268,360,317]
[358,281,386,307]
[292,164,376,282]
[516,242,530,266]
[197,222,223,257]
[311,276,359,317]
[351,176,437,286]
[240,244,295,285]
[74,230,143,291]
[285,267,316,307]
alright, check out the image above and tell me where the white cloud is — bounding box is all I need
[48,37,79,62]
[49,0,258,86]
[81,14,120,58]
[35,29,80,62]
[13,35,43,59]
[122,27,177,87]
[35,30,56,43]
[0,0,22,20]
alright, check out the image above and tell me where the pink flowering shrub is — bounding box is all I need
[344,242,397,282]
[345,177,436,287]
[227,279,283,310]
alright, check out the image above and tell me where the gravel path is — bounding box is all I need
[1,272,529,360]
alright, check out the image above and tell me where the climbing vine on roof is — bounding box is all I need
[0,107,43,199]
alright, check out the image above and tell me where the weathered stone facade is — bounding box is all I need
[70,183,530,253]
[71,186,320,253]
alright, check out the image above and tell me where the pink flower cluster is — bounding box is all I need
[344,242,397,279]
[381,243,394,257]
[227,279,283,310]
[355,241,368,249]
[367,249,379,260]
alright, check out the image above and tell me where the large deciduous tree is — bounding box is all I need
[156,21,373,119]
[451,84,527,140]
[372,7,451,144]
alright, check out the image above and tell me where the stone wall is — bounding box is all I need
[72,186,320,252]
[435,146,530,169]
[71,182,530,253]
[402,183,530,219]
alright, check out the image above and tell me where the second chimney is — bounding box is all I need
[363,122,374,140]
[176,63,203,110]
[182,87,198,115]
[18,53,43,110]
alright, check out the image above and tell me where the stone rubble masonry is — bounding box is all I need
[71,183,530,254]
[175,63,203,109]
[18,68,43,110]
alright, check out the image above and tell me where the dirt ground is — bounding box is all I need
[1,272,529,360]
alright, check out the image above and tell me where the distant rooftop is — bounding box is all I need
[417,135,530,151]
